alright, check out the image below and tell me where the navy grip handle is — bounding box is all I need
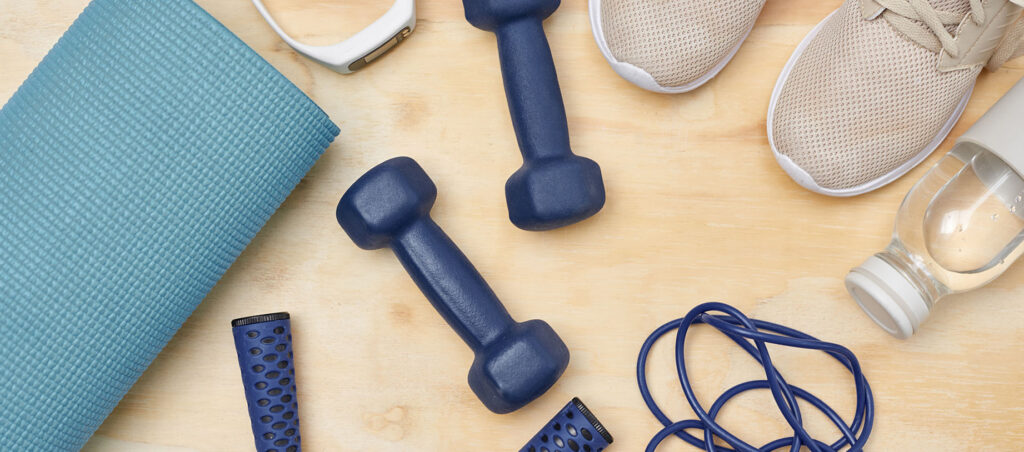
[464,0,567,161]
[521,398,613,452]
[392,217,516,350]
[494,17,569,161]
[232,313,301,452]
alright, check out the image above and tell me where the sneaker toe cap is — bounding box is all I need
[594,0,765,92]
[768,0,979,195]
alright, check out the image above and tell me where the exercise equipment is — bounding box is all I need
[336,157,570,413]
[520,397,613,452]
[464,0,606,231]
[637,302,874,452]
[252,0,415,73]
[0,0,339,449]
[232,313,302,452]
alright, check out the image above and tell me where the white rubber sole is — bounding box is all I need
[766,10,974,197]
[588,0,761,94]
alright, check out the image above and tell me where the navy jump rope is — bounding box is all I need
[638,302,874,452]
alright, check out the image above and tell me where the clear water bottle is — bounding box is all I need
[846,79,1024,338]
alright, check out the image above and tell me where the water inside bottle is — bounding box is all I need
[893,144,1024,294]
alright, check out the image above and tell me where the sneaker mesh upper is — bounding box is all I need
[599,0,765,88]
[770,0,979,191]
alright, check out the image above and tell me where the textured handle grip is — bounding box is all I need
[495,17,571,161]
[232,313,301,452]
[392,218,516,350]
[520,398,613,452]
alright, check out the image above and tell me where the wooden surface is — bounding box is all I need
[3,0,1023,450]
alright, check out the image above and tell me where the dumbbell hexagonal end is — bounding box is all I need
[337,157,437,250]
[468,319,570,414]
[506,155,605,231]
[463,0,561,31]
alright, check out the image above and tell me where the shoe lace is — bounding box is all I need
[873,0,1024,68]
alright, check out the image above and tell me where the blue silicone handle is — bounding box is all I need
[232,313,301,452]
[521,398,613,452]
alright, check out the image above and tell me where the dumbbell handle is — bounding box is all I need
[494,17,571,161]
[392,216,516,351]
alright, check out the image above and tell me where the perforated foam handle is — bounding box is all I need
[520,398,613,452]
[232,313,301,452]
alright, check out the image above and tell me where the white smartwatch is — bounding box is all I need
[252,0,415,74]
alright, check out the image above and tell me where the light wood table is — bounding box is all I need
[3,0,1023,450]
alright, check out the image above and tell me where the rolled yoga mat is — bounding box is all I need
[0,0,339,449]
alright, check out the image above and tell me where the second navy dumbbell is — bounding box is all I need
[336,157,570,413]
[464,0,606,231]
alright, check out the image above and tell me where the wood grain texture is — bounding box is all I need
[2,0,1022,450]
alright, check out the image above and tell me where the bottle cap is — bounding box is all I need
[956,78,1024,179]
[845,255,930,339]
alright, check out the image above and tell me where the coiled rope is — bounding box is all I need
[637,302,874,451]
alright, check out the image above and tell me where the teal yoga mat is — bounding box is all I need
[0,0,339,449]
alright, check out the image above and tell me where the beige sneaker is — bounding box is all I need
[589,0,766,93]
[768,0,1024,196]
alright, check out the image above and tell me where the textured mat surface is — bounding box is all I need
[0,0,339,449]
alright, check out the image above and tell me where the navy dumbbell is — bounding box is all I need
[464,0,605,231]
[336,157,570,413]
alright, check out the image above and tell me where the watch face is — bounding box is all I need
[254,0,416,74]
[348,27,412,72]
